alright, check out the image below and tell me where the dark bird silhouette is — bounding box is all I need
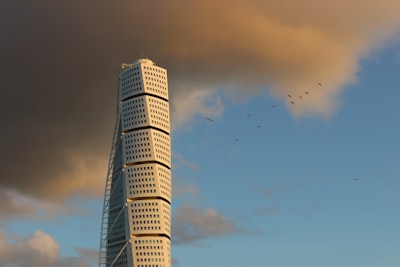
[257,125,261,128]
[288,94,292,98]
[353,178,359,181]
[299,96,303,99]
[235,138,239,141]
[246,114,251,117]
[205,117,213,122]
[272,105,276,108]
[318,83,322,86]
[305,91,309,95]
[290,101,295,104]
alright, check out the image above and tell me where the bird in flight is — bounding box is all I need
[299,96,303,99]
[290,101,295,104]
[353,178,359,181]
[318,82,322,86]
[305,91,309,95]
[246,114,251,117]
[205,117,213,122]
[288,94,292,98]
[257,125,261,128]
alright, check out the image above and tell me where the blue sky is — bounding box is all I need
[170,46,400,267]
[1,1,400,267]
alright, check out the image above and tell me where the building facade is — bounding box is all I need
[99,59,171,267]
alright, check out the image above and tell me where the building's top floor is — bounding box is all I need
[133,58,154,65]
[121,58,155,70]
[119,58,168,100]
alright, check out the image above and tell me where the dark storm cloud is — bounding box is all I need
[1,0,400,201]
[0,1,123,200]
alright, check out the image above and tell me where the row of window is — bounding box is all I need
[148,97,168,108]
[149,120,169,132]
[135,264,167,267]
[127,147,151,154]
[150,116,169,126]
[126,143,151,150]
[124,137,149,145]
[125,129,168,139]
[126,155,151,161]
[128,176,155,181]
[129,183,156,189]
[129,189,170,197]
[132,214,160,219]
[132,226,162,231]
[123,101,145,110]
[149,108,169,119]
[124,143,168,152]
[146,79,167,88]
[123,117,169,132]
[153,131,169,141]
[144,85,168,98]
[128,172,154,177]
[132,220,161,225]
[132,207,159,212]
[154,138,169,151]
[125,114,146,120]
[136,252,164,256]
[120,80,141,93]
[121,78,140,87]
[136,257,166,263]
[127,130,149,137]
[134,239,164,244]
[143,65,166,75]
[155,148,170,158]
[121,87,142,99]
[127,165,153,172]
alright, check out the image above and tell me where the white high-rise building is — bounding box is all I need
[99,58,172,267]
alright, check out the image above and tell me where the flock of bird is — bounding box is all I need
[202,82,361,181]
[204,82,322,123]
[287,82,321,105]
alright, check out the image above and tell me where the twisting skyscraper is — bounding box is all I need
[99,59,171,267]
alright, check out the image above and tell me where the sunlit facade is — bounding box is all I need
[99,59,171,267]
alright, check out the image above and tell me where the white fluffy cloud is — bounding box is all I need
[0,230,96,267]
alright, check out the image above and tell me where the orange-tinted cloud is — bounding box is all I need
[1,0,400,202]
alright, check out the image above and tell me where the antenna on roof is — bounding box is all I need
[121,63,132,69]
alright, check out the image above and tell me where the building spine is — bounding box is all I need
[99,58,171,267]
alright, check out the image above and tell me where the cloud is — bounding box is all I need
[0,189,38,222]
[0,147,108,201]
[256,206,279,216]
[0,188,99,225]
[75,248,99,265]
[173,184,201,198]
[0,230,96,267]
[172,204,239,244]
[172,153,199,173]
[1,0,400,202]
[170,89,224,129]
[171,257,179,266]
[301,202,326,220]
[259,186,274,198]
